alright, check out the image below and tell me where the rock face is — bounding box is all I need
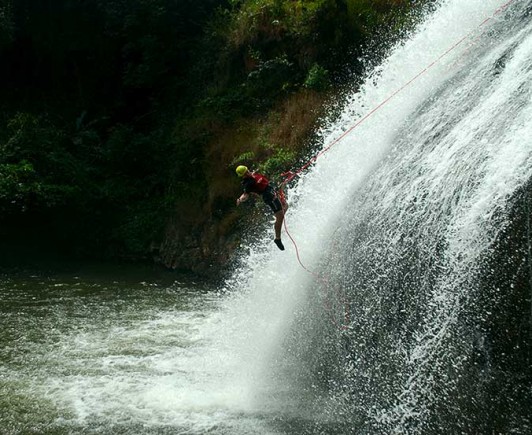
[156,208,244,275]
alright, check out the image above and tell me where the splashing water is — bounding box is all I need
[222,0,532,433]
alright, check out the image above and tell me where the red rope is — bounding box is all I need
[279,0,517,190]
[277,0,517,331]
[282,207,350,330]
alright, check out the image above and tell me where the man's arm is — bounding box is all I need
[236,192,249,206]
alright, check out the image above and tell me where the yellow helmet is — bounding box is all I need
[235,165,248,177]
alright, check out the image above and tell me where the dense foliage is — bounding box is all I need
[0,0,223,258]
[0,0,430,265]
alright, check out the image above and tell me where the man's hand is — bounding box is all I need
[236,193,248,206]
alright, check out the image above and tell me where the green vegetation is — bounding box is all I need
[0,0,432,269]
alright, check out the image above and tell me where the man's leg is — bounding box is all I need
[268,191,287,250]
[274,209,284,239]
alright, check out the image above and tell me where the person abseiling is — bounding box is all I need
[235,165,288,251]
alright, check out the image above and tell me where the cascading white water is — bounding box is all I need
[219,0,532,433]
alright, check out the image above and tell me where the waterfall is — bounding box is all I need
[223,0,532,433]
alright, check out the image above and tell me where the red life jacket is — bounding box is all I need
[244,172,270,194]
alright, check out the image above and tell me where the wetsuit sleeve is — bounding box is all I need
[242,178,256,193]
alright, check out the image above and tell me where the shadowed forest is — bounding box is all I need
[0,0,431,271]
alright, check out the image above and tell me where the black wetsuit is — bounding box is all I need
[242,173,283,213]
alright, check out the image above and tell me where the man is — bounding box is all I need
[235,165,287,251]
